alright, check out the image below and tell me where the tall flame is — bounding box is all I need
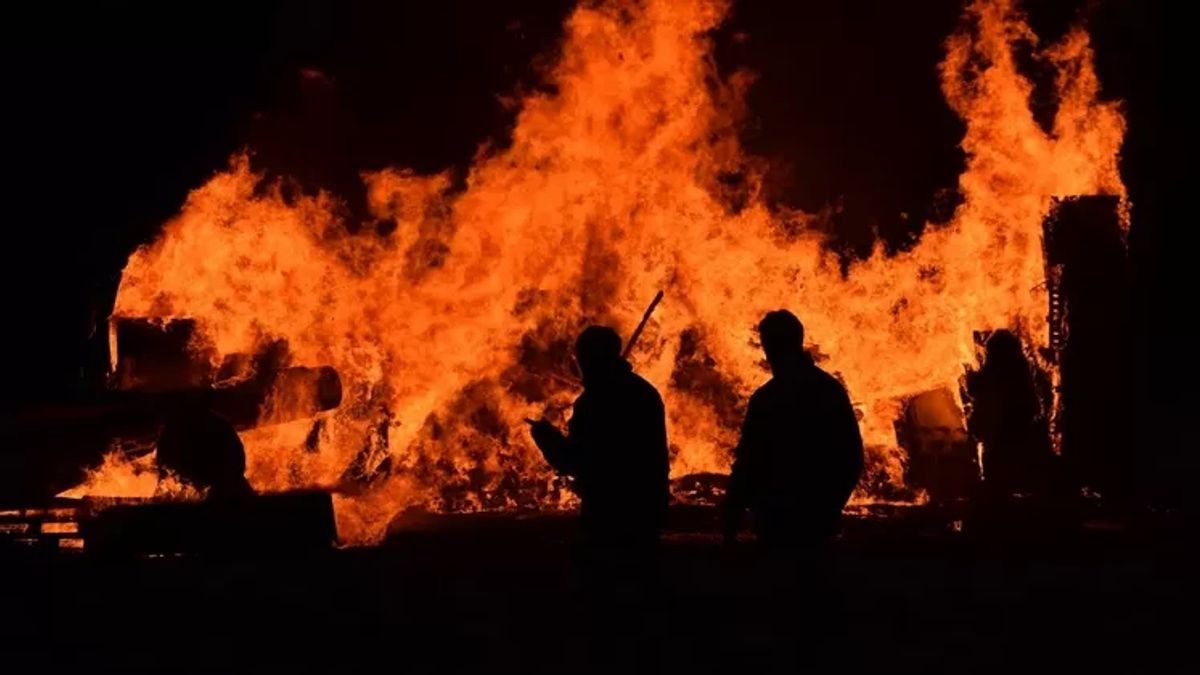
[80,0,1124,544]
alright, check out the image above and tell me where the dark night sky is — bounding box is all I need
[3,0,1178,422]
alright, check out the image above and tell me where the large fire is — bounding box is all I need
[67,0,1125,544]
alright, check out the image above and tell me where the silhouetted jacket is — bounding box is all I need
[542,361,669,544]
[725,354,863,542]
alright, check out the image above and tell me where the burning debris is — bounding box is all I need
[895,388,977,501]
[54,0,1127,546]
[2,316,345,554]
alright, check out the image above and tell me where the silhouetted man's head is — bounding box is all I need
[984,329,1027,369]
[575,325,624,383]
[758,310,805,373]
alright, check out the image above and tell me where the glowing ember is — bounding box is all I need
[67,0,1125,544]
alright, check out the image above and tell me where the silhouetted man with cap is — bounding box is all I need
[723,310,863,546]
[529,325,669,547]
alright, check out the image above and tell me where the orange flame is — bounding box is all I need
[73,0,1125,544]
[60,445,202,501]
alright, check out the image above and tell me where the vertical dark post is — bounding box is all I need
[1043,196,1133,499]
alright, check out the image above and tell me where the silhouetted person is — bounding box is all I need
[157,408,254,500]
[529,326,670,670]
[529,326,669,547]
[965,330,1051,497]
[723,310,863,546]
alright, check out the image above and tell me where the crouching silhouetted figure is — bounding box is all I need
[723,310,863,547]
[965,329,1052,498]
[157,408,254,500]
[529,325,670,548]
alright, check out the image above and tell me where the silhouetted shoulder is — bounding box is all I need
[747,380,775,406]
[753,366,847,400]
[626,371,665,410]
[813,367,851,401]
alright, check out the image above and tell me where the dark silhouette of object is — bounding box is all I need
[896,388,979,501]
[84,491,336,557]
[897,384,979,499]
[965,330,1052,497]
[156,409,254,500]
[529,326,669,546]
[723,310,864,546]
[1044,196,1133,498]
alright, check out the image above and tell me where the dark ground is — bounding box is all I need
[2,505,1192,674]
